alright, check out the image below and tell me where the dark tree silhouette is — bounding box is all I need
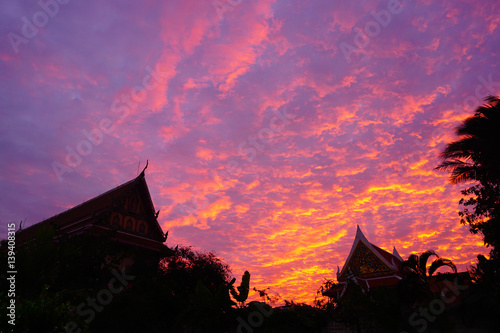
[398,250,457,310]
[436,95,500,257]
[229,270,250,306]
[159,245,232,296]
[157,246,237,331]
[402,250,457,280]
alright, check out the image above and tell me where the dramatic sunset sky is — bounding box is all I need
[1,0,499,303]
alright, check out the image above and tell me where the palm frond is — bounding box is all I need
[402,254,419,273]
[419,250,438,276]
[440,138,482,159]
[428,258,457,276]
[435,160,468,172]
[449,167,478,184]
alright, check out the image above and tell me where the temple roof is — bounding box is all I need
[323,226,405,298]
[337,225,403,281]
[16,169,170,254]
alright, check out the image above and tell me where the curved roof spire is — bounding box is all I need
[138,159,149,178]
[392,246,404,262]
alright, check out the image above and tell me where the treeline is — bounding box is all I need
[0,226,327,333]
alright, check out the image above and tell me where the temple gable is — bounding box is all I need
[338,241,394,280]
[16,169,170,254]
[104,178,165,242]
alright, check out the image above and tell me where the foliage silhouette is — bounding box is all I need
[402,250,457,279]
[436,95,500,257]
[229,270,250,306]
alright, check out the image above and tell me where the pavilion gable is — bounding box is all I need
[337,226,402,281]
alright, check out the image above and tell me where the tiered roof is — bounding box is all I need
[16,168,172,254]
[324,226,404,297]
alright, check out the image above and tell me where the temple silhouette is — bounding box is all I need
[323,226,404,299]
[15,167,174,276]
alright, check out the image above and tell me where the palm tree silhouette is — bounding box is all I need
[399,250,457,307]
[402,250,457,280]
[436,95,500,256]
[436,95,500,184]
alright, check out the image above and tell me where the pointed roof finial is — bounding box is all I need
[139,160,149,178]
[392,246,404,262]
[355,224,367,241]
